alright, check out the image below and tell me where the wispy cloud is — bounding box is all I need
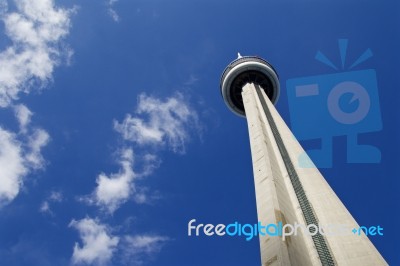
[106,0,120,22]
[49,190,63,202]
[137,153,161,178]
[24,128,49,169]
[120,235,170,265]
[14,104,32,132]
[39,201,51,214]
[184,74,199,86]
[125,235,169,252]
[39,190,63,215]
[69,217,169,266]
[0,105,49,207]
[114,92,200,154]
[0,0,75,107]
[86,93,199,214]
[70,217,119,266]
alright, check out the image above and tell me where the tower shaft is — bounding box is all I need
[242,83,387,266]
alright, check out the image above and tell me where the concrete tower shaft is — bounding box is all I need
[220,56,387,266]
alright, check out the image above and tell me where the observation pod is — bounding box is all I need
[220,56,280,117]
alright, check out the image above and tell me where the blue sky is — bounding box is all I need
[0,0,399,265]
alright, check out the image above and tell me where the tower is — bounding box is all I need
[220,56,387,266]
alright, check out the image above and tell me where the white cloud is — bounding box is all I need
[114,93,199,154]
[0,107,49,208]
[39,190,63,215]
[132,187,162,205]
[15,105,50,170]
[39,200,51,214]
[14,104,32,131]
[0,0,75,107]
[138,153,161,177]
[126,235,169,253]
[70,217,119,266]
[0,128,26,207]
[86,93,199,213]
[121,235,170,265]
[25,128,49,169]
[91,148,136,214]
[0,0,74,208]
[184,74,199,86]
[49,190,63,202]
[76,93,196,263]
[86,148,161,213]
[107,0,120,22]
[69,218,169,266]
[108,9,119,23]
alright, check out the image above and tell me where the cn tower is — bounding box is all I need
[220,55,387,266]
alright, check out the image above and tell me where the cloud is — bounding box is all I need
[74,93,198,264]
[120,235,170,265]
[39,200,51,214]
[133,187,162,205]
[107,0,120,22]
[0,105,49,208]
[86,93,199,213]
[0,128,26,207]
[0,0,74,208]
[85,93,199,214]
[91,148,135,214]
[14,104,32,132]
[0,0,75,107]
[39,190,63,215]
[49,190,63,201]
[69,218,169,266]
[25,128,50,169]
[184,74,199,86]
[114,93,199,154]
[70,217,119,266]
[136,153,161,178]
[85,149,160,214]
[125,235,169,254]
